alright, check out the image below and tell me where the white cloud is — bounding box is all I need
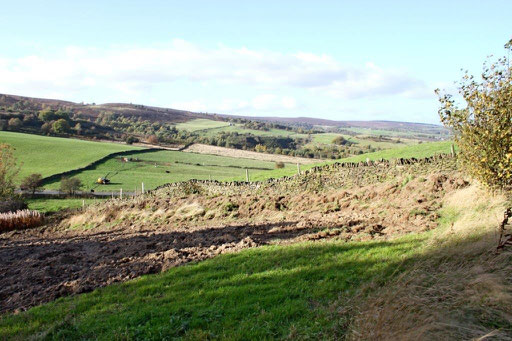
[0,39,429,104]
[171,95,299,114]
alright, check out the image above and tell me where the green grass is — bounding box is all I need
[201,124,308,138]
[251,141,455,181]
[337,141,455,163]
[26,198,107,214]
[175,119,231,132]
[0,131,142,181]
[309,133,417,149]
[0,234,425,339]
[44,150,296,191]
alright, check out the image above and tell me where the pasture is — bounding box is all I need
[337,140,455,162]
[174,119,230,132]
[0,131,142,180]
[309,132,418,149]
[43,150,296,191]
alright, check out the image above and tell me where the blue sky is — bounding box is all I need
[0,1,510,123]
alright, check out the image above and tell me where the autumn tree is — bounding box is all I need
[52,119,70,134]
[147,135,159,145]
[0,144,20,199]
[60,177,82,195]
[20,173,44,196]
[8,118,22,130]
[436,40,512,191]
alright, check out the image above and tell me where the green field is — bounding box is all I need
[337,140,455,163]
[44,150,296,191]
[199,124,308,138]
[250,141,455,181]
[309,133,417,149]
[174,119,231,132]
[26,198,107,214]
[0,234,424,339]
[0,131,142,180]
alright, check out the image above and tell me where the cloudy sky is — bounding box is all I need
[0,1,510,123]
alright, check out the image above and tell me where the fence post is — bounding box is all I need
[142,182,145,194]
[297,163,300,175]
[82,199,85,209]
[245,169,249,182]
[120,188,123,199]
[450,144,456,157]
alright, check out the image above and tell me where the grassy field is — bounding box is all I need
[250,141,455,181]
[0,131,142,180]
[200,124,308,138]
[174,119,231,132]
[44,150,296,191]
[0,234,424,339]
[309,133,417,149]
[337,140,455,163]
[26,198,107,214]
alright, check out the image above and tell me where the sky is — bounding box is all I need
[0,1,510,124]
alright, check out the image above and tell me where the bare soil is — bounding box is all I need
[183,143,321,164]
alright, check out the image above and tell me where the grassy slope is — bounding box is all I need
[0,234,424,339]
[201,124,308,138]
[0,131,142,180]
[249,141,454,181]
[175,119,230,132]
[338,140,454,163]
[2,185,509,339]
[26,198,107,214]
[44,150,295,191]
[309,133,417,149]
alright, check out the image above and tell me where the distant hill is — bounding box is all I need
[0,93,448,135]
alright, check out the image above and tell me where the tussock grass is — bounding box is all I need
[0,209,43,232]
[344,184,512,340]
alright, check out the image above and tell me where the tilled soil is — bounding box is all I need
[0,219,338,314]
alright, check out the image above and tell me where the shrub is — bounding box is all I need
[0,209,43,233]
[20,173,44,196]
[437,40,512,191]
[0,200,27,214]
[60,177,82,195]
[52,119,70,134]
[275,161,285,169]
[7,118,22,130]
[0,144,19,199]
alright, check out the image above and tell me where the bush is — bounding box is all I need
[0,144,19,199]
[275,161,285,169]
[437,40,512,191]
[60,177,82,195]
[8,118,22,130]
[125,135,139,145]
[52,119,70,134]
[0,200,27,214]
[20,173,43,196]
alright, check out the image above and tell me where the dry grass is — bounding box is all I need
[0,209,44,232]
[343,184,512,340]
